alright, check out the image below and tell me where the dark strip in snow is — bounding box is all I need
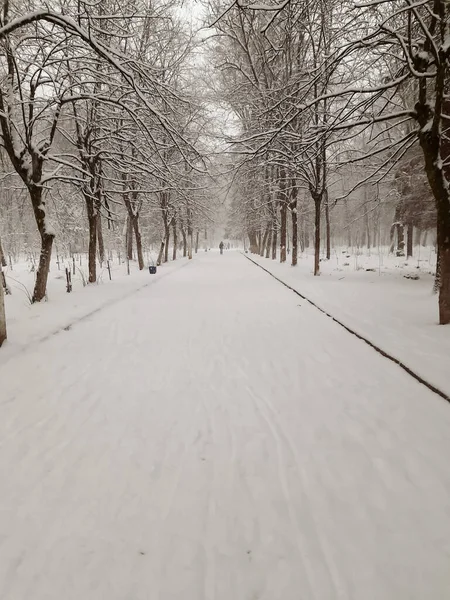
[244,254,450,405]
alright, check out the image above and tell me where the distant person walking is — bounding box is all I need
[219,241,224,255]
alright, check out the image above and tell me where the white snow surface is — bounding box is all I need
[250,249,450,397]
[1,251,450,599]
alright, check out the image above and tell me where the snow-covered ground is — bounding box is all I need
[249,247,450,397]
[1,254,188,363]
[1,251,450,599]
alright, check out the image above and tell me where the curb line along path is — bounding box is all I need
[244,252,450,405]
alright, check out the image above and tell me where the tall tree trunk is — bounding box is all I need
[126,216,133,261]
[256,231,261,254]
[265,229,272,258]
[30,187,54,303]
[397,223,405,256]
[97,213,105,265]
[280,202,287,263]
[344,199,351,248]
[433,246,440,294]
[314,196,321,276]
[325,190,331,259]
[436,211,450,324]
[86,197,97,284]
[291,205,298,266]
[271,220,277,260]
[195,230,199,253]
[132,216,144,270]
[365,209,371,252]
[156,238,165,266]
[187,206,193,259]
[389,224,396,254]
[164,221,170,263]
[407,223,414,258]
[181,228,187,257]
[0,277,6,347]
[0,235,6,267]
[290,182,298,266]
[172,219,178,261]
[188,229,193,259]
[419,104,450,323]
[261,226,269,257]
[248,230,258,253]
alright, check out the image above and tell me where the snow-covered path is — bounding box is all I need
[1,251,450,600]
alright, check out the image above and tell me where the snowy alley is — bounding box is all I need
[1,251,450,600]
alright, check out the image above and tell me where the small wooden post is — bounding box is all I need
[65,267,72,293]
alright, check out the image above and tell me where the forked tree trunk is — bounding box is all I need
[0,278,6,347]
[86,198,98,284]
[30,187,54,303]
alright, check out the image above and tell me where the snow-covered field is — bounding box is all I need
[249,247,450,397]
[1,251,450,599]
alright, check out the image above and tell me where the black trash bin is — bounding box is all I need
[149,266,157,275]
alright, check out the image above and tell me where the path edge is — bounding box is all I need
[243,253,450,404]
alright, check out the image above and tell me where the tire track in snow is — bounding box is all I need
[248,385,350,599]
[243,254,450,405]
[199,394,217,600]
[243,382,318,600]
[154,399,204,600]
